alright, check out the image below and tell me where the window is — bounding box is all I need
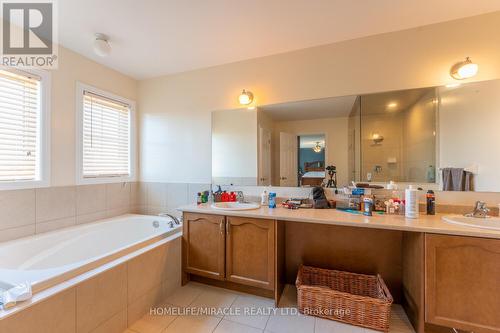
[0,68,50,189]
[76,83,135,184]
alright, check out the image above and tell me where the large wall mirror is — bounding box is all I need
[212,79,500,192]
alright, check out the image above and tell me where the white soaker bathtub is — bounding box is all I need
[0,214,182,294]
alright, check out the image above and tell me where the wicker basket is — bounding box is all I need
[296,265,393,332]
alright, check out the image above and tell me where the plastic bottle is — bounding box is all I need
[426,190,436,215]
[196,192,202,205]
[268,192,277,208]
[261,190,268,206]
[363,197,373,216]
[405,185,419,219]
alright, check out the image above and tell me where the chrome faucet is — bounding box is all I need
[158,213,181,225]
[465,201,490,218]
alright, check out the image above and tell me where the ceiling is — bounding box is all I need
[260,95,357,121]
[361,87,436,115]
[55,0,500,79]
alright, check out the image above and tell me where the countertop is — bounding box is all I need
[178,203,500,240]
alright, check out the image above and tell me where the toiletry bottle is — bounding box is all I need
[363,197,373,216]
[197,192,202,205]
[426,190,436,215]
[229,192,236,202]
[261,190,268,206]
[221,191,229,202]
[405,185,419,219]
[268,192,277,208]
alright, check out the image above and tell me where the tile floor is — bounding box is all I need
[125,282,415,333]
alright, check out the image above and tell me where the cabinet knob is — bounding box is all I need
[219,220,224,235]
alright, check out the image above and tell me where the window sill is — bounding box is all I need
[0,180,50,191]
[76,175,136,185]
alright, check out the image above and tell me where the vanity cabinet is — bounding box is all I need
[425,234,500,333]
[226,216,275,290]
[182,213,276,293]
[183,213,225,280]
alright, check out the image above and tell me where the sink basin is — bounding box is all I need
[211,202,261,211]
[442,215,500,231]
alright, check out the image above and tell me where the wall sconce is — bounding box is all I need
[450,57,478,80]
[372,133,384,144]
[94,33,111,57]
[238,89,254,105]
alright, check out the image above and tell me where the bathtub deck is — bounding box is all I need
[125,282,415,333]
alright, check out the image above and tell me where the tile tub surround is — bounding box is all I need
[125,282,415,333]
[0,236,181,333]
[2,181,500,243]
[0,183,138,242]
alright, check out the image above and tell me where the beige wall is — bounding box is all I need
[138,12,500,184]
[51,47,138,186]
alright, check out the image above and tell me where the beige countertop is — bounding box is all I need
[178,203,500,240]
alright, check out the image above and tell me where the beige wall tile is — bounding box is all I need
[36,216,76,234]
[130,182,147,207]
[0,224,35,242]
[36,186,76,223]
[106,207,131,218]
[76,211,108,225]
[166,183,188,209]
[76,264,127,333]
[106,183,131,211]
[147,183,167,208]
[76,184,106,216]
[127,283,167,326]
[0,288,76,333]
[0,189,35,230]
[88,309,127,333]
[128,243,169,303]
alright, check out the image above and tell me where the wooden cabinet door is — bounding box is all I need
[225,216,275,290]
[183,213,225,280]
[425,234,500,333]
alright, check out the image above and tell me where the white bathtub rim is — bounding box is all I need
[0,231,182,321]
[0,214,178,287]
[0,214,157,247]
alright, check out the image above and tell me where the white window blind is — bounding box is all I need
[0,69,41,182]
[82,91,131,178]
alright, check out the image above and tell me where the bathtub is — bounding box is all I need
[0,214,182,295]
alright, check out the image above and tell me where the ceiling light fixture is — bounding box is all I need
[387,102,398,109]
[238,89,254,105]
[450,57,478,80]
[94,33,111,57]
[312,142,322,153]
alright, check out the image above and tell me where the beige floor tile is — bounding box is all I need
[214,319,264,333]
[315,317,365,333]
[190,287,238,317]
[224,294,274,329]
[162,314,221,333]
[129,303,178,333]
[163,283,205,307]
[265,308,315,333]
